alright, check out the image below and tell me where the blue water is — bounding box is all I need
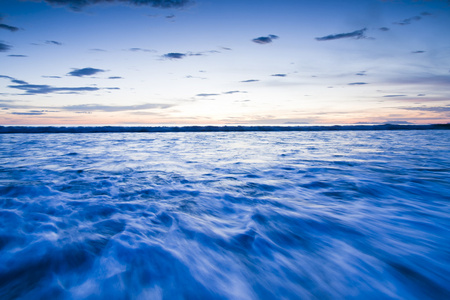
[1,130,449,299]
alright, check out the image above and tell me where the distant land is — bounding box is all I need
[0,124,449,134]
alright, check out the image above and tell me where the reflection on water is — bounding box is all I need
[0,130,449,299]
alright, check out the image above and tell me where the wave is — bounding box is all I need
[1,123,449,134]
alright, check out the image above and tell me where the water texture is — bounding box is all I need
[0,130,449,299]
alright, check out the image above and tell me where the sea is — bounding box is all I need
[0,127,449,299]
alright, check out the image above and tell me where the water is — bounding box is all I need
[1,130,449,299]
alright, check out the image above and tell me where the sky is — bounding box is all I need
[1,0,450,125]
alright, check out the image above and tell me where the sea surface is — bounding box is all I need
[0,130,449,299]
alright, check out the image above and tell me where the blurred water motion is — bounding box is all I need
[0,130,449,299]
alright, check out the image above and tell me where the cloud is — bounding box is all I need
[128,47,156,53]
[62,103,171,112]
[108,76,123,79]
[394,12,431,26]
[0,42,11,52]
[412,50,425,54]
[0,24,19,32]
[196,93,220,97]
[11,111,46,116]
[222,91,246,95]
[252,34,279,44]
[383,94,407,97]
[402,106,450,113]
[32,0,191,10]
[271,74,287,77]
[162,50,218,60]
[356,71,366,76]
[240,79,259,83]
[8,54,27,57]
[68,67,105,77]
[42,75,62,78]
[379,27,389,31]
[9,84,100,95]
[348,82,368,85]
[316,28,367,41]
[163,52,186,59]
[46,40,62,46]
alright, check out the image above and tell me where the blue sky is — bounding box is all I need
[1,0,449,125]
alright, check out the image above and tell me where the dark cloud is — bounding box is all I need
[356,72,366,76]
[32,0,191,10]
[62,103,171,112]
[196,93,220,97]
[166,14,175,19]
[108,76,123,79]
[0,42,12,52]
[8,54,27,57]
[348,82,368,85]
[46,40,62,46]
[162,51,218,60]
[252,35,279,44]
[163,52,186,59]
[0,24,19,32]
[11,79,28,84]
[240,79,259,83]
[68,67,105,77]
[412,50,425,54]
[1,75,103,95]
[9,84,100,95]
[379,27,389,31]
[316,28,367,41]
[271,74,287,77]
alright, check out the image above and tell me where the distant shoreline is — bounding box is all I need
[1,124,449,134]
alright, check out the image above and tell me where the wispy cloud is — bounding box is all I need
[412,50,425,54]
[402,106,450,113]
[108,76,123,79]
[316,28,367,41]
[223,90,246,95]
[29,0,191,11]
[196,93,220,97]
[68,67,105,77]
[271,74,287,77]
[240,79,259,83]
[9,84,100,95]
[0,16,19,32]
[8,54,27,57]
[46,40,62,46]
[252,35,279,44]
[162,50,219,60]
[379,27,389,32]
[62,103,171,112]
[128,47,156,53]
[1,75,108,95]
[383,95,407,98]
[393,12,431,26]
[348,82,368,85]
[0,24,19,32]
[0,42,11,52]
